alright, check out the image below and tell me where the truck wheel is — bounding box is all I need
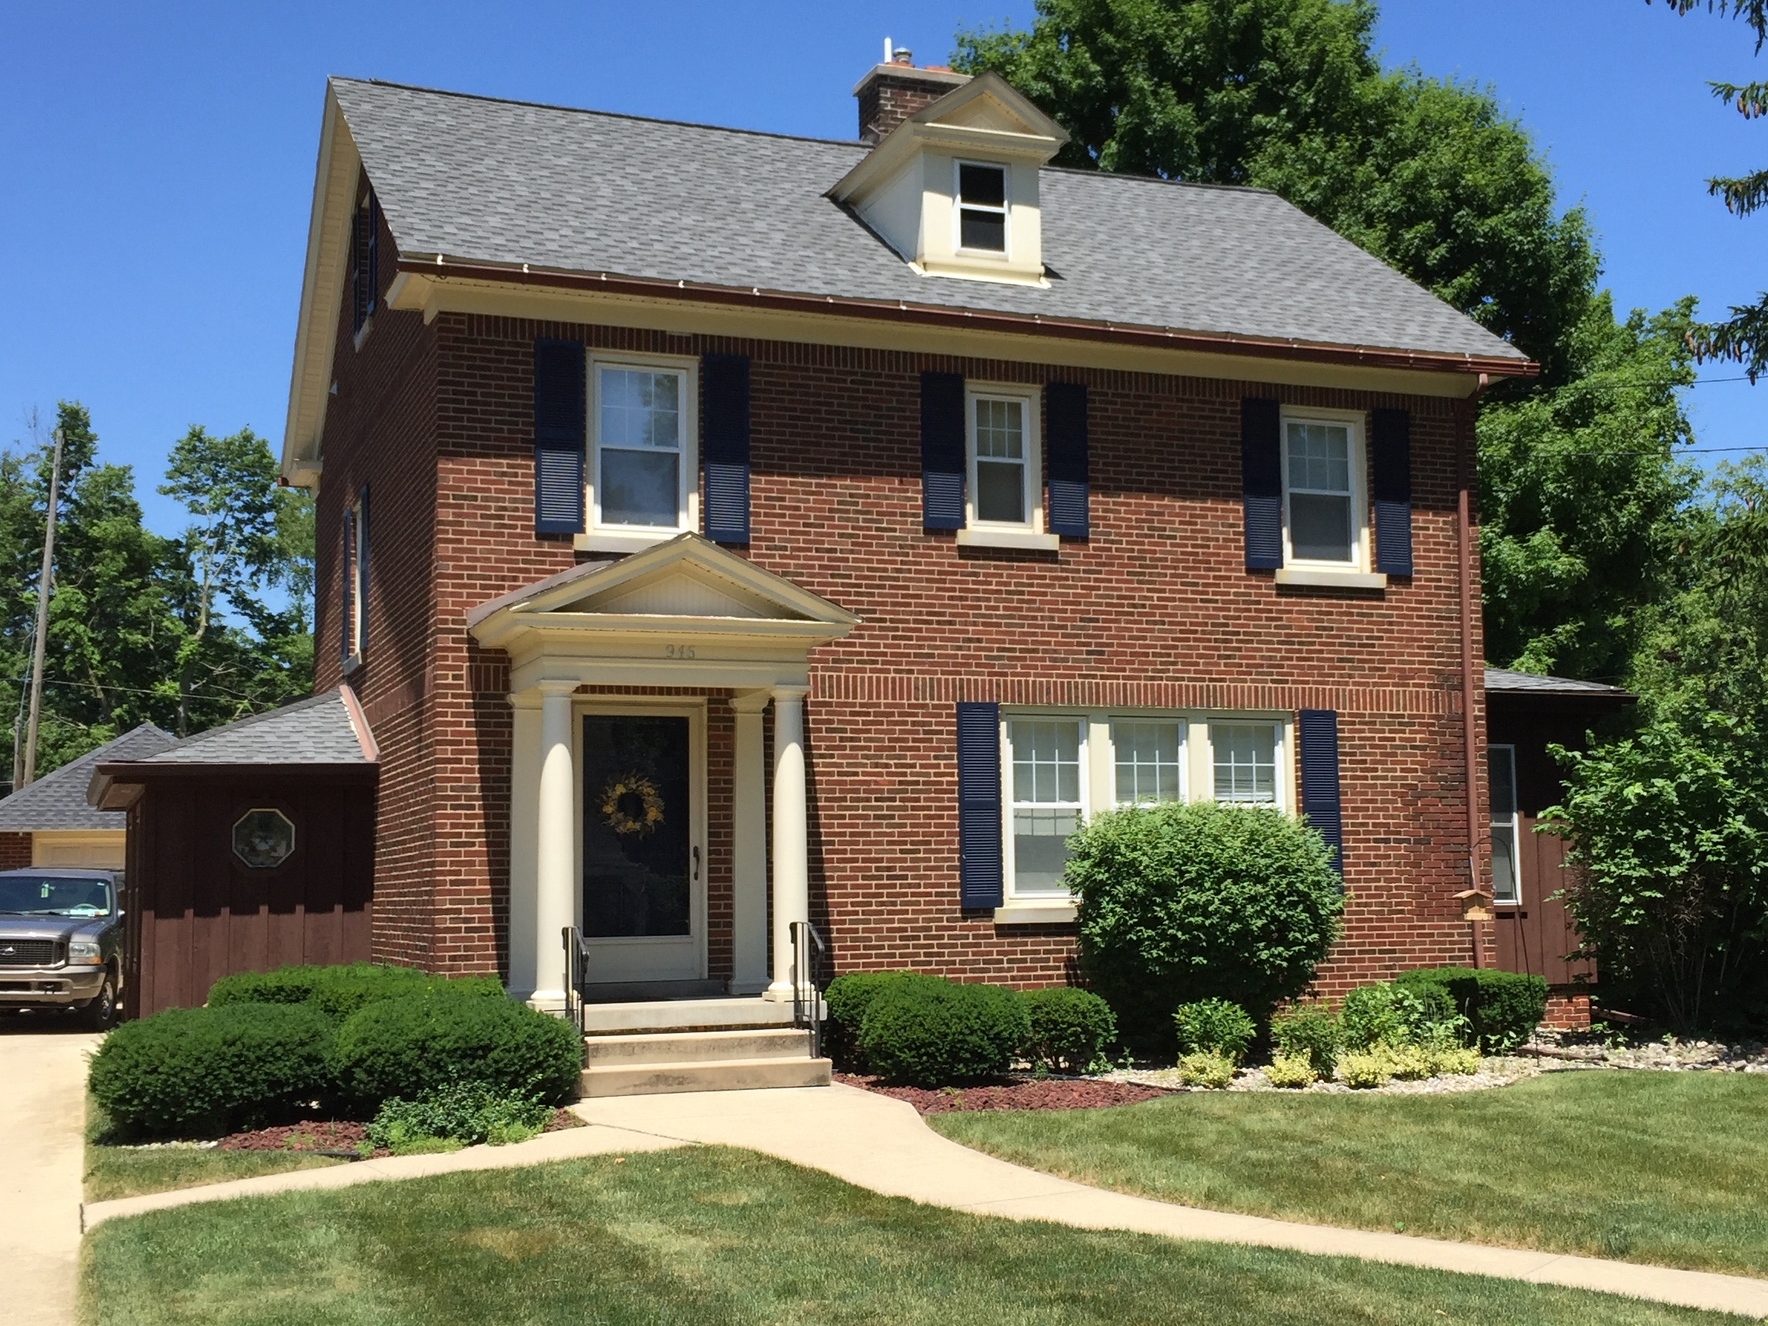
[80,973,119,1030]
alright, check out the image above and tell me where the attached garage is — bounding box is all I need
[88,688,379,1018]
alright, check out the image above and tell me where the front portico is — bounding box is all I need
[466,534,856,1011]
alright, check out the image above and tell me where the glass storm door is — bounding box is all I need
[579,712,703,983]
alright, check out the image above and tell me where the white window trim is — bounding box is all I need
[1279,406,1371,574]
[578,351,700,554]
[960,381,1057,550]
[953,159,1010,259]
[992,710,1294,925]
[1490,743,1522,907]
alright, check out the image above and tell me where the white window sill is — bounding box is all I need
[342,652,364,677]
[1274,566,1387,591]
[993,898,1078,925]
[573,529,687,554]
[956,527,1060,552]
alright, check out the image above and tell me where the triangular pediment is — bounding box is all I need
[907,71,1068,146]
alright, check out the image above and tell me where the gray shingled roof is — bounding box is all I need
[0,724,176,831]
[1485,667,1633,697]
[331,78,1528,364]
[129,689,372,766]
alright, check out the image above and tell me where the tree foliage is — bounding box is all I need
[0,403,313,783]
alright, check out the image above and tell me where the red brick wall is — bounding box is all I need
[0,832,30,869]
[317,299,1491,996]
[857,68,964,142]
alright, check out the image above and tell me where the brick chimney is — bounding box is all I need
[854,46,970,145]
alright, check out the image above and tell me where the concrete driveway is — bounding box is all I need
[0,1015,102,1326]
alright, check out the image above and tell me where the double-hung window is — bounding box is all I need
[587,356,698,545]
[1007,718,1084,897]
[955,162,1008,253]
[1210,722,1281,805]
[1281,411,1367,567]
[342,489,368,669]
[963,384,1048,546]
[1113,720,1185,806]
[1489,745,1521,905]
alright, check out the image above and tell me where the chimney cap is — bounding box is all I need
[891,45,913,65]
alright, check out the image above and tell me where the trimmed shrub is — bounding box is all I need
[1395,967,1549,1052]
[1340,981,1457,1050]
[208,963,505,1022]
[1023,988,1117,1073]
[331,993,582,1109]
[1177,1050,1236,1088]
[1337,1048,1396,1089]
[1263,1052,1317,1088]
[824,971,941,1070]
[366,1082,552,1152]
[856,978,1031,1086]
[89,1003,334,1137]
[1173,998,1256,1063]
[1270,1003,1343,1077]
[1070,801,1344,1046]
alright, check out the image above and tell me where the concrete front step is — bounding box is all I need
[584,1028,812,1066]
[578,996,801,1035]
[579,1054,832,1098]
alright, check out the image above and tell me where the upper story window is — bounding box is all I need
[964,384,1044,542]
[1282,411,1367,567]
[956,162,1008,253]
[350,190,379,338]
[589,355,698,538]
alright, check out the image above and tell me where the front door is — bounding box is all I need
[579,710,704,984]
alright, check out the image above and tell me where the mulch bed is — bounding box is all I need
[834,1072,1175,1114]
[215,1108,584,1158]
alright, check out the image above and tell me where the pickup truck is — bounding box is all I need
[0,868,123,1028]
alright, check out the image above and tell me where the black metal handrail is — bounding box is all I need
[562,926,590,1033]
[789,919,826,1060]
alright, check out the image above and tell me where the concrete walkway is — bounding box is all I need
[80,1082,1768,1320]
[1,1023,103,1326]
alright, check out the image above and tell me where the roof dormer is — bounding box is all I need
[832,68,1068,288]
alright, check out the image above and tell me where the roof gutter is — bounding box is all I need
[394,256,1540,381]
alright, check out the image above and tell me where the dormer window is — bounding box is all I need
[956,162,1007,253]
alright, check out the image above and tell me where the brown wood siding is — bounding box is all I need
[123,770,376,1018]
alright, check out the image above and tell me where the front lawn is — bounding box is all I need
[930,1070,1768,1276]
[84,1096,341,1202]
[82,1147,1723,1326]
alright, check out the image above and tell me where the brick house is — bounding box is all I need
[273,60,1549,1031]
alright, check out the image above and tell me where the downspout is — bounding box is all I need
[1459,373,1489,968]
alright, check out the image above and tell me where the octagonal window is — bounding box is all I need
[232,809,296,870]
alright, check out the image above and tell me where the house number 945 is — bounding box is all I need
[664,643,697,659]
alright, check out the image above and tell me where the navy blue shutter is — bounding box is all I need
[921,371,966,530]
[532,339,586,535]
[1371,407,1414,576]
[356,487,370,662]
[350,206,369,334]
[1045,382,1089,538]
[1299,709,1344,878]
[956,702,1004,909]
[339,513,353,664]
[702,354,751,543]
[1241,398,1283,570]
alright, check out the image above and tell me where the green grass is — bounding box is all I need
[81,1147,1725,1326]
[930,1071,1768,1276]
[82,1095,341,1202]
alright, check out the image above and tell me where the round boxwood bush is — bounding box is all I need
[1069,801,1344,1047]
[329,992,583,1109]
[824,971,944,1070]
[856,978,1031,1086]
[89,1003,335,1138]
[1023,987,1117,1072]
[207,962,506,1022]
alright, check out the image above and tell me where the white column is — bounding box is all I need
[506,694,541,1000]
[531,679,577,1012]
[764,685,810,1002]
[730,691,771,994]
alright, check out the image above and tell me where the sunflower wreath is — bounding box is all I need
[600,772,666,837]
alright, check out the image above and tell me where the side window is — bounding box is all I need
[1489,745,1520,904]
[966,386,1041,533]
[1112,720,1185,806]
[344,489,368,667]
[351,191,379,336]
[1006,718,1084,897]
[1211,722,1279,805]
[590,359,696,534]
[1281,414,1365,567]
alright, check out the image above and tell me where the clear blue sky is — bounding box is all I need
[1,0,1761,538]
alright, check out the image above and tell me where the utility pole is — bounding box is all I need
[20,427,64,788]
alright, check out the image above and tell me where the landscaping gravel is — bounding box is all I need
[1523,1026,1768,1073]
